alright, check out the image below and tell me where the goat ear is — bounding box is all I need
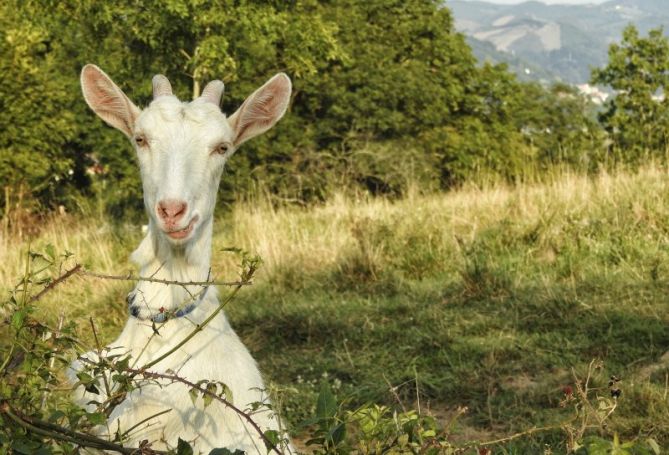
[228,73,291,147]
[81,64,140,138]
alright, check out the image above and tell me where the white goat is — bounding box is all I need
[69,64,292,454]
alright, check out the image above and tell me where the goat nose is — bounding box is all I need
[157,199,187,223]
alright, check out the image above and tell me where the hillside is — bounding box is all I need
[447,0,669,83]
[465,35,557,82]
[3,167,669,451]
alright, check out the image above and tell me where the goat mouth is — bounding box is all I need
[165,216,199,240]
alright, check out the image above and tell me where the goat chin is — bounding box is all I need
[68,292,292,453]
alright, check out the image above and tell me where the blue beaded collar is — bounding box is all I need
[127,287,209,323]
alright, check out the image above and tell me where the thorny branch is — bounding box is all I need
[12,256,275,453]
[123,367,285,455]
[24,264,250,308]
[79,268,252,287]
[28,264,82,303]
[0,401,168,454]
[460,360,618,453]
[77,282,248,415]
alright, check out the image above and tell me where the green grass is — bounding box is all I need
[3,167,669,452]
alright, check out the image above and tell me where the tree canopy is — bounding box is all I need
[3,0,655,217]
[592,25,669,162]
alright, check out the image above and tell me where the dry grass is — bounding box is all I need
[217,165,669,286]
[4,165,669,332]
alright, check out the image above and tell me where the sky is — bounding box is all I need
[461,0,607,4]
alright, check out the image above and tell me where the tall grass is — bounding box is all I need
[3,166,669,450]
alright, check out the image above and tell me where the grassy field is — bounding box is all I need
[3,167,669,452]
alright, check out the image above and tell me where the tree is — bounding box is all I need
[513,82,604,172]
[0,0,82,215]
[421,63,604,186]
[591,25,669,163]
[0,0,611,215]
[0,0,342,214]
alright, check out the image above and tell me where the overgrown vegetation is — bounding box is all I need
[4,1,667,216]
[2,167,669,453]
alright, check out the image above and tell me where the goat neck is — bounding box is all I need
[128,217,214,319]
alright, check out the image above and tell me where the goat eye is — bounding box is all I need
[215,143,231,155]
[134,135,147,147]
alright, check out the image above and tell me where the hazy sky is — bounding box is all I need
[461,0,608,4]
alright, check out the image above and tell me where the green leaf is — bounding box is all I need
[45,244,56,261]
[12,439,41,454]
[316,381,337,420]
[263,429,280,450]
[209,449,245,455]
[188,386,198,406]
[11,310,26,330]
[76,371,100,394]
[48,410,66,423]
[582,436,611,455]
[76,371,92,382]
[203,382,217,408]
[86,412,106,425]
[114,355,130,372]
[177,438,194,455]
[329,422,346,445]
[84,383,99,394]
[219,382,233,403]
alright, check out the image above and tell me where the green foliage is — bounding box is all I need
[0,0,84,213]
[0,248,88,454]
[0,246,276,454]
[306,382,346,451]
[526,83,604,170]
[208,449,245,455]
[592,25,669,163]
[422,64,603,186]
[302,382,457,454]
[0,0,611,215]
[177,438,194,455]
[576,434,662,455]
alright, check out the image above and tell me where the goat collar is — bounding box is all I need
[127,287,209,323]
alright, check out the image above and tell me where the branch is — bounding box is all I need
[121,408,173,440]
[125,368,284,455]
[24,263,249,307]
[79,268,252,287]
[26,262,250,308]
[69,266,275,451]
[477,425,561,447]
[70,356,284,454]
[29,264,82,303]
[140,285,243,371]
[0,401,167,454]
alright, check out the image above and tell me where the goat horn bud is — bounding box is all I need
[200,80,224,106]
[152,74,173,99]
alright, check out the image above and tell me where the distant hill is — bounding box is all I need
[446,0,669,84]
[465,35,557,83]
